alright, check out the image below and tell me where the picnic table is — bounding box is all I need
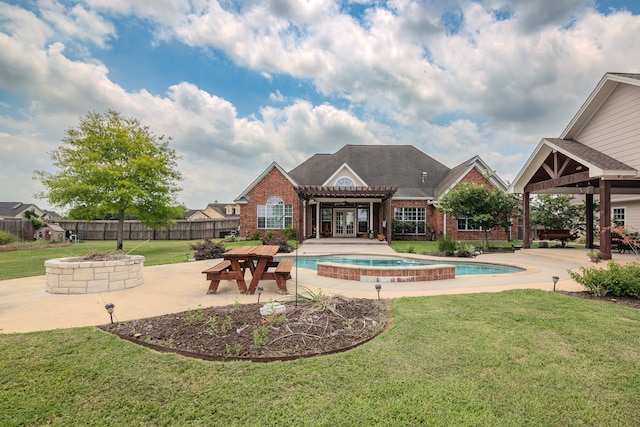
[202,245,292,295]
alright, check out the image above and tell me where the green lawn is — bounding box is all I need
[1,290,639,426]
[0,239,260,281]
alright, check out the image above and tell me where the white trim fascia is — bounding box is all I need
[508,139,553,194]
[233,162,298,203]
[439,159,508,199]
[543,138,636,179]
[322,163,368,187]
[561,73,640,140]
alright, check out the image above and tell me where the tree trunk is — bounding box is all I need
[116,209,125,251]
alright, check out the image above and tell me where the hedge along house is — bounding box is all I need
[509,73,640,260]
[235,145,512,244]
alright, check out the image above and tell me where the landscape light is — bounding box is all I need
[257,285,264,303]
[375,283,382,301]
[104,303,115,324]
[552,276,559,292]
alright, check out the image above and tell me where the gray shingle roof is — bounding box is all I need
[0,202,36,218]
[544,138,635,172]
[288,145,452,198]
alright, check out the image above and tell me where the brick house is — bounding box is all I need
[235,145,513,243]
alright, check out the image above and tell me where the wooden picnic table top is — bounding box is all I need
[222,245,280,259]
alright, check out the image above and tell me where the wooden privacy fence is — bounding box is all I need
[55,219,239,241]
[0,218,33,240]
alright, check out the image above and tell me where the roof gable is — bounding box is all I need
[562,72,640,140]
[288,145,451,198]
[322,163,368,187]
[435,156,508,198]
[235,162,297,202]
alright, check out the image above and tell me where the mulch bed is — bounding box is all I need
[564,291,640,310]
[100,296,388,362]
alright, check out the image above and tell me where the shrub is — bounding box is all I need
[264,230,275,239]
[189,239,226,260]
[283,225,297,241]
[568,261,640,298]
[457,244,476,258]
[437,236,457,254]
[249,230,261,241]
[0,230,17,245]
[262,236,291,253]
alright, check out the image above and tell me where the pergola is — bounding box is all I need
[510,138,639,260]
[294,185,398,242]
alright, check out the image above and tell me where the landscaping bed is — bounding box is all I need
[101,296,388,362]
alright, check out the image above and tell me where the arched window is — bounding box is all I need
[335,176,355,187]
[257,196,293,229]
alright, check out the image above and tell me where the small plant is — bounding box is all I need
[437,236,458,254]
[209,316,219,333]
[587,250,600,262]
[269,314,286,327]
[264,230,275,239]
[232,298,242,310]
[189,239,226,260]
[0,230,17,245]
[252,325,269,349]
[225,343,243,356]
[457,244,476,258]
[249,230,261,241]
[220,315,233,334]
[183,305,205,326]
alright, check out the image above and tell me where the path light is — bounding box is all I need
[104,303,115,324]
[375,283,382,301]
[257,285,264,303]
[552,276,559,292]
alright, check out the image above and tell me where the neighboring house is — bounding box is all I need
[509,72,640,259]
[0,202,50,220]
[184,203,241,220]
[235,145,512,243]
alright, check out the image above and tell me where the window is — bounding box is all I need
[457,218,478,231]
[257,196,292,229]
[613,207,626,226]
[335,176,355,187]
[357,208,369,233]
[394,207,426,235]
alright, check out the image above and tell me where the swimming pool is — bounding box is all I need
[276,254,523,275]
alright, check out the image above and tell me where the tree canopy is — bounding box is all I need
[438,182,519,250]
[530,194,590,233]
[34,110,182,250]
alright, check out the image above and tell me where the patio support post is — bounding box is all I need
[599,180,612,260]
[585,193,594,249]
[523,192,530,249]
[298,196,304,244]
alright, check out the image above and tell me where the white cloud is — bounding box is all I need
[2,0,640,210]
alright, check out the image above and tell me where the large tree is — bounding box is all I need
[438,182,519,250]
[35,110,182,251]
[530,194,587,232]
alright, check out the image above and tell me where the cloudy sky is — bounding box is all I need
[2,0,640,212]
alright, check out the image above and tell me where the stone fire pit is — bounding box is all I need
[45,255,144,294]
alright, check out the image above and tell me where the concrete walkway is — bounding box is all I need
[1,241,636,334]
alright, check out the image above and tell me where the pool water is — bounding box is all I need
[276,254,522,275]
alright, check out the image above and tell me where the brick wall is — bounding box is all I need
[239,167,299,238]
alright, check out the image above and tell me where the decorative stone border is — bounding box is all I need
[317,261,455,282]
[45,255,144,294]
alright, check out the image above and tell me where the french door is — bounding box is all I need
[334,209,356,237]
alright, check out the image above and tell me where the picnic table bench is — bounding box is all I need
[201,245,292,295]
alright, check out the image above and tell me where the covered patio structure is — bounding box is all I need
[509,73,640,260]
[294,185,398,243]
[509,138,638,260]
